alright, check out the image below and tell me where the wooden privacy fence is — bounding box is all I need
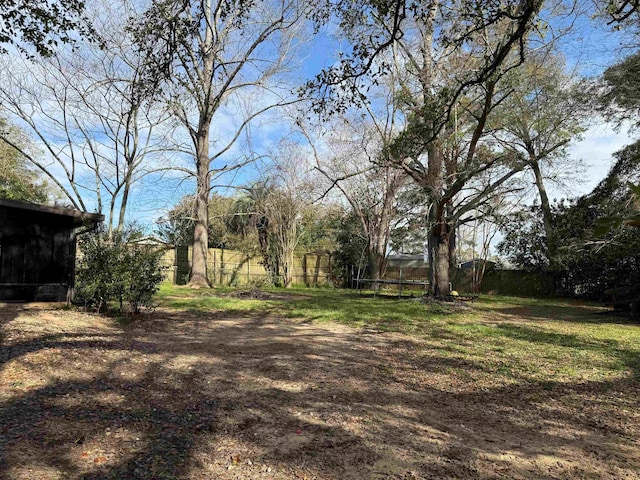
[383,266,555,298]
[474,270,555,298]
[161,247,333,286]
[159,247,552,296]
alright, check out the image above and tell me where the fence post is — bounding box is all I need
[303,254,308,286]
[220,248,224,286]
[212,249,217,285]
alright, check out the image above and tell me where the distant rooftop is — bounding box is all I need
[387,254,428,266]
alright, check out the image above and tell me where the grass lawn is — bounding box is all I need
[158,284,640,384]
[1,286,639,479]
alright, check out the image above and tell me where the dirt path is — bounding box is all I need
[1,304,639,479]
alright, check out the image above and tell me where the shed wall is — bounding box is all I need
[0,207,75,301]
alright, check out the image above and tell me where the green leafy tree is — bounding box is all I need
[228,165,315,288]
[499,141,640,299]
[296,203,340,253]
[227,183,280,284]
[497,206,550,271]
[0,0,94,56]
[598,52,640,128]
[492,53,587,264]
[307,0,544,296]
[331,209,368,287]
[0,117,49,203]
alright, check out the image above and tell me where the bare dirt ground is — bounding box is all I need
[1,303,639,479]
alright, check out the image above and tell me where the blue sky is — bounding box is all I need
[97,9,639,231]
[2,2,636,233]
[542,5,637,199]
[139,8,635,215]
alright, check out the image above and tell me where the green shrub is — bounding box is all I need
[75,231,165,314]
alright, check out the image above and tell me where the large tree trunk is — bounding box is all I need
[428,233,436,293]
[257,217,279,284]
[530,160,555,260]
[106,198,116,240]
[424,141,451,296]
[367,248,382,291]
[448,218,458,288]
[367,227,389,291]
[432,223,451,297]
[530,158,559,295]
[189,131,211,288]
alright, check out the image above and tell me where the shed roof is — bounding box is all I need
[0,199,104,226]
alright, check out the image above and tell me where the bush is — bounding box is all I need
[75,231,165,314]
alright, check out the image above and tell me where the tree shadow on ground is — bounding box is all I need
[494,322,640,379]
[491,303,634,325]
[0,303,21,327]
[0,306,639,479]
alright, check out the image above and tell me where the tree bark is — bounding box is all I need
[367,248,382,291]
[423,141,451,296]
[187,5,216,289]
[189,131,211,288]
[282,248,294,287]
[530,159,555,260]
[431,221,451,297]
[117,170,133,233]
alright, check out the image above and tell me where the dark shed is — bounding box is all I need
[0,199,103,302]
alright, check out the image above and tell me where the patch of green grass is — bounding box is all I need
[156,284,280,314]
[154,285,640,383]
[280,290,459,332]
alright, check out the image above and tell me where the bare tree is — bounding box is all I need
[132,0,304,287]
[456,182,517,293]
[262,144,317,287]
[302,112,407,289]
[0,0,169,235]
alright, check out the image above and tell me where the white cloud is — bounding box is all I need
[564,123,634,197]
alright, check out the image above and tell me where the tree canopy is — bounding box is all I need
[0,0,94,56]
[0,117,50,203]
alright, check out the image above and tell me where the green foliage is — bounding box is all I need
[331,210,368,286]
[75,231,165,314]
[494,53,587,166]
[296,203,340,252]
[118,246,166,314]
[304,0,542,117]
[226,182,279,284]
[497,207,549,271]
[225,181,338,287]
[499,141,640,300]
[599,52,640,128]
[0,118,50,203]
[0,0,95,56]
